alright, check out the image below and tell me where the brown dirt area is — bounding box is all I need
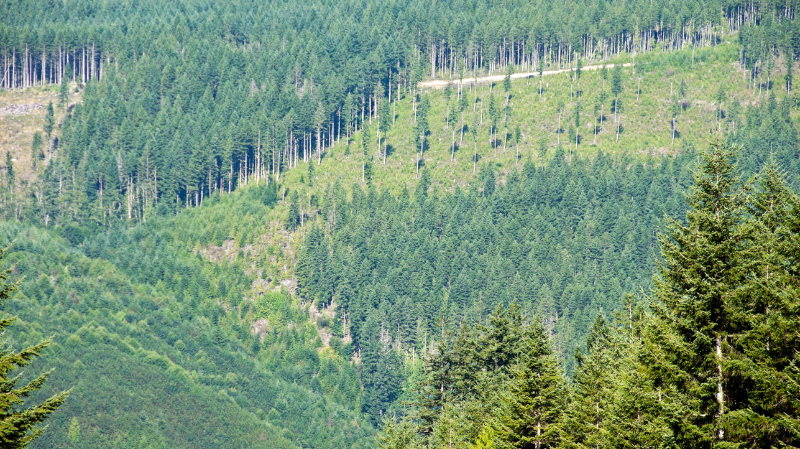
[0,85,79,188]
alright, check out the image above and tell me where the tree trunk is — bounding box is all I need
[716,336,724,440]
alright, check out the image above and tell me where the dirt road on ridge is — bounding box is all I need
[419,62,634,88]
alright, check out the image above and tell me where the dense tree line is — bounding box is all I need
[296,149,694,423]
[379,144,800,448]
[2,0,796,223]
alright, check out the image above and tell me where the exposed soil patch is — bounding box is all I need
[0,103,43,116]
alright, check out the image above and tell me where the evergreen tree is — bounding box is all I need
[721,162,800,446]
[0,246,70,447]
[378,415,422,448]
[5,153,13,190]
[647,143,748,446]
[562,316,616,447]
[362,123,373,184]
[30,133,42,169]
[286,190,301,230]
[379,98,392,164]
[58,66,70,110]
[43,103,54,141]
[500,318,567,449]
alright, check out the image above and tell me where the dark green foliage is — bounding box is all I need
[501,319,567,448]
[43,103,54,141]
[30,133,43,169]
[379,143,800,448]
[648,143,747,444]
[297,149,695,381]
[5,152,13,189]
[0,0,795,225]
[645,146,800,447]
[286,191,301,230]
[381,305,568,447]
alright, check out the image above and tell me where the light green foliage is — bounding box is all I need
[66,417,79,443]
[0,182,373,448]
[255,292,290,327]
[3,2,800,448]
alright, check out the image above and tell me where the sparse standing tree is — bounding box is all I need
[314,102,326,165]
[611,65,623,125]
[58,64,70,111]
[574,99,580,148]
[716,86,725,131]
[471,113,479,173]
[43,102,54,144]
[31,132,43,169]
[362,122,371,183]
[538,63,544,100]
[556,100,564,145]
[379,98,392,164]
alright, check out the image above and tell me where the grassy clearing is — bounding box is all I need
[268,41,785,226]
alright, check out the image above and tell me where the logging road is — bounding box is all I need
[419,62,634,88]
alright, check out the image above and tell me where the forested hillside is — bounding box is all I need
[1,186,375,448]
[378,145,800,447]
[1,0,797,223]
[1,0,800,446]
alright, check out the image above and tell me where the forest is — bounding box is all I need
[376,144,800,448]
[0,0,798,222]
[0,0,800,447]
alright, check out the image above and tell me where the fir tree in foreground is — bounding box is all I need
[645,144,800,447]
[0,246,69,448]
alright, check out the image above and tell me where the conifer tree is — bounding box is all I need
[379,98,392,164]
[378,415,422,449]
[5,153,13,190]
[286,190,301,230]
[362,122,372,183]
[501,318,567,449]
[0,246,69,447]
[562,316,616,447]
[721,162,800,446]
[58,67,70,110]
[30,133,42,169]
[647,143,748,446]
[43,103,54,141]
